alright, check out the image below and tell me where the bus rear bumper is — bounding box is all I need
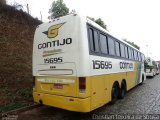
[33,92,91,112]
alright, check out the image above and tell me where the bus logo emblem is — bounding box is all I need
[43,22,65,38]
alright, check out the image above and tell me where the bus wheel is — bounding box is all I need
[111,83,119,104]
[119,81,126,99]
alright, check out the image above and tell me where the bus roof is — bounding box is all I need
[41,13,141,53]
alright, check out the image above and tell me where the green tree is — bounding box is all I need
[87,17,107,30]
[0,0,6,4]
[123,38,140,50]
[95,18,107,30]
[48,0,69,19]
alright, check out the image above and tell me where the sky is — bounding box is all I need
[7,0,160,61]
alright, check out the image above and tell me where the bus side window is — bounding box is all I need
[88,28,94,51]
[137,52,139,61]
[120,43,125,58]
[141,53,145,62]
[130,48,134,60]
[115,41,120,57]
[136,52,139,61]
[134,50,137,61]
[138,52,142,61]
[141,53,144,62]
[132,49,135,60]
[93,30,99,52]
[108,37,115,55]
[100,34,108,54]
[88,28,99,52]
[128,47,132,59]
[124,46,129,59]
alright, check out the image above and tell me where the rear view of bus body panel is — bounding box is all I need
[32,15,91,112]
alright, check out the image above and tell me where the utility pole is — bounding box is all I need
[27,4,29,14]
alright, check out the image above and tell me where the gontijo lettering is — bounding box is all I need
[38,38,72,49]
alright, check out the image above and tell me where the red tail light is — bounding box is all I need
[79,77,86,93]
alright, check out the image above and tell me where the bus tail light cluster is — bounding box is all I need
[79,77,86,93]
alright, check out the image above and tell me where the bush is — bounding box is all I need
[16,88,32,98]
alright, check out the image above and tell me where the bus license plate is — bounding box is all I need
[53,84,63,89]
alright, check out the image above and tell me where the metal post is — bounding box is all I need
[27,4,29,14]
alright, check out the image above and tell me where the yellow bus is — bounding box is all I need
[32,14,146,112]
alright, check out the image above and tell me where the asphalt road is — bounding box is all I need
[13,74,160,120]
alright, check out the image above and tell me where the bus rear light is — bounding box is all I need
[79,77,86,93]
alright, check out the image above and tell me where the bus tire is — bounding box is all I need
[111,83,119,104]
[119,81,126,99]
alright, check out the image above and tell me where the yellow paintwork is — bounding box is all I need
[35,76,78,97]
[33,63,139,112]
[34,76,91,98]
[33,92,91,112]
[87,71,136,111]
